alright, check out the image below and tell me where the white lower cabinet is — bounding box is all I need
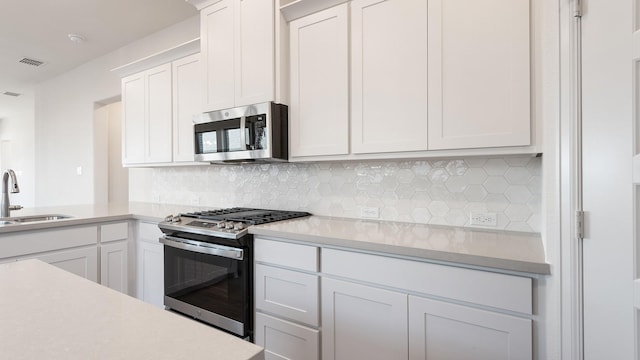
[99,222,129,294]
[135,221,164,308]
[321,277,408,360]
[408,295,531,360]
[0,221,133,295]
[254,237,533,360]
[254,237,320,359]
[255,312,319,360]
[34,247,98,282]
[100,241,128,293]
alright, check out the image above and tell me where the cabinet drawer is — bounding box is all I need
[0,226,98,259]
[100,222,129,243]
[255,263,319,326]
[255,237,318,272]
[255,312,319,360]
[322,248,532,314]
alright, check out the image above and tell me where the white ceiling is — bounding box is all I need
[0,0,197,96]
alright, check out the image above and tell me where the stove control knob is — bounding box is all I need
[164,215,180,223]
[234,223,245,230]
[225,222,234,230]
[216,222,225,228]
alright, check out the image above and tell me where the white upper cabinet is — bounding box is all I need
[122,73,146,164]
[145,64,173,163]
[235,0,275,106]
[286,0,535,160]
[172,53,201,162]
[201,0,235,111]
[201,0,275,112]
[121,53,202,167]
[121,63,172,165]
[289,4,349,157]
[427,0,531,150]
[351,0,429,154]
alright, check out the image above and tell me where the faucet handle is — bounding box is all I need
[9,205,22,211]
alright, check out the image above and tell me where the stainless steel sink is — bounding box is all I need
[0,214,72,225]
[11,214,72,223]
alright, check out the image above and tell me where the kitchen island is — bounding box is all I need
[0,259,264,360]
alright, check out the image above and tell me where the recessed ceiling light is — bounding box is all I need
[68,34,86,43]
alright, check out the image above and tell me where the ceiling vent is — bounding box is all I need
[19,57,44,67]
[3,91,21,97]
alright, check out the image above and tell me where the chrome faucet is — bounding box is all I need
[1,169,22,218]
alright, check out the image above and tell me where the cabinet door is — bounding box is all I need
[322,277,408,360]
[100,241,128,294]
[201,0,235,111]
[235,0,275,107]
[34,247,98,282]
[289,4,349,157]
[122,73,145,164]
[351,0,428,154]
[409,295,532,360]
[427,0,530,150]
[172,54,201,162]
[255,312,320,360]
[136,240,164,308]
[145,63,173,163]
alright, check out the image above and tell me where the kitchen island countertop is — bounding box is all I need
[0,259,264,360]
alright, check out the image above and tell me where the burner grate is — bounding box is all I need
[181,208,310,224]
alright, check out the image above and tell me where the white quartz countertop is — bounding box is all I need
[0,259,264,360]
[0,202,549,275]
[0,202,199,234]
[250,216,550,275]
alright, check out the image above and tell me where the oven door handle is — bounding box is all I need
[160,236,244,260]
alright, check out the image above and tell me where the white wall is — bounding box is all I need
[33,15,199,206]
[0,93,35,208]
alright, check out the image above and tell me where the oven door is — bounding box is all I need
[161,235,251,338]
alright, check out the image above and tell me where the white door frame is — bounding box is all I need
[560,0,637,359]
[559,0,584,358]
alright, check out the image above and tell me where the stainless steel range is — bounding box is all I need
[158,208,310,339]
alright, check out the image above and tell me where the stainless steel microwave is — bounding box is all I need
[193,102,288,164]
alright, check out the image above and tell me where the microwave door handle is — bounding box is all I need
[239,115,247,150]
[160,236,244,260]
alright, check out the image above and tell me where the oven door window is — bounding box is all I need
[164,245,249,325]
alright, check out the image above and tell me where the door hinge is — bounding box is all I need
[573,0,582,17]
[576,210,585,240]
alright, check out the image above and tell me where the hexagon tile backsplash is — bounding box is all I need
[147,156,542,233]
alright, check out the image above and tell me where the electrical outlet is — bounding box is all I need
[152,194,160,203]
[361,207,380,219]
[469,212,497,227]
[190,197,200,205]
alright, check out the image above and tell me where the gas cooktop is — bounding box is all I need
[181,207,311,225]
[158,207,311,240]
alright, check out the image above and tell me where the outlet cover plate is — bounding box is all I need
[469,212,497,227]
